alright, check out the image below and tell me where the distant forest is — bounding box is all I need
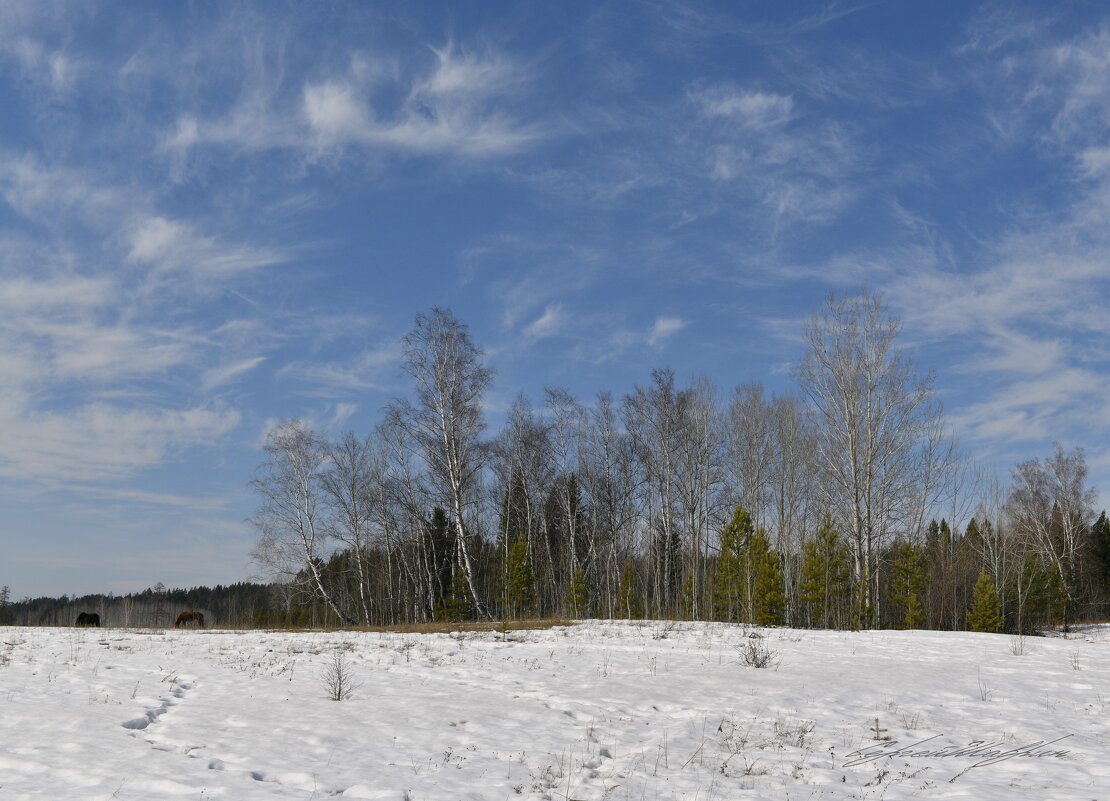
[4,293,1109,633]
[1,582,342,629]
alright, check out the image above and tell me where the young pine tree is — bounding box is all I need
[1090,511,1110,598]
[967,570,1003,633]
[1011,553,1065,634]
[440,568,473,623]
[567,566,589,619]
[615,561,642,620]
[714,506,752,623]
[798,517,851,629]
[888,541,926,629]
[748,528,784,626]
[505,535,535,620]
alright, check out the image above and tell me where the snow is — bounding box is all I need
[0,621,1107,800]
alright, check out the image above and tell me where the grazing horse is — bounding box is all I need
[75,612,100,627]
[174,611,205,628]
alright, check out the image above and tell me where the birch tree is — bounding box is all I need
[624,369,683,615]
[673,376,723,619]
[1006,444,1096,631]
[393,307,493,619]
[727,383,774,529]
[796,291,940,627]
[250,420,353,624]
[580,392,638,618]
[321,431,378,625]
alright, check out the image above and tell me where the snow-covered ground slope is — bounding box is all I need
[0,621,1106,800]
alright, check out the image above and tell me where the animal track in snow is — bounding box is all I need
[120,676,196,732]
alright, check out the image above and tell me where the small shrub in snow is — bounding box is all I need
[737,632,779,669]
[897,709,921,730]
[976,667,993,702]
[772,718,815,749]
[322,650,359,701]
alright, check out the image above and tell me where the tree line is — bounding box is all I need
[246,294,1110,633]
[1,581,346,629]
[5,293,1106,632]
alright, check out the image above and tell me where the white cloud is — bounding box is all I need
[693,87,795,128]
[0,397,240,483]
[201,356,267,391]
[278,342,402,394]
[167,43,542,164]
[647,315,686,346]
[128,216,185,262]
[690,83,859,229]
[44,322,192,382]
[82,487,232,511]
[0,157,129,226]
[423,45,517,97]
[0,274,113,311]
[0,159,290,489]
[524,304,565,339]
[329,402,358,429]
[127,215,286,278]
[303,82,370,145]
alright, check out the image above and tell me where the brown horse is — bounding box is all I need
[174,611,205,628]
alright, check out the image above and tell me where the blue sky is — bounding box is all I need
[2,1,1109,598]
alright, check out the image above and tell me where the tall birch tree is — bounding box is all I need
[796,291,940,627]
[393,307,493,619]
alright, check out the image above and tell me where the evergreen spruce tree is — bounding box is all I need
[680,573,696,620]
[1091,511,1110,594]
[714,506,752,623]
[615,562,642,619]
[567,566,589,619]
[497,474,530,617]
[0,585,9,626]
[748,528,785,626]
[1011,553,1066,634]
[425,508,454,615]
[799,516,851,628]
[888,541,926,629]
[505,535,535,620]
[440,568,472,622]
[967,570,1003,633]
[963,518,982,550]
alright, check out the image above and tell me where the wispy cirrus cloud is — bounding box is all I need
[689,82,860,230]
[691,86,795,128]
[0,153,293,487]
[164,42,545,167]
[524,304,566,339]
[201,356,268,392]
[0,399,240,483]
[278,341,402,396]
[127,216,288,278]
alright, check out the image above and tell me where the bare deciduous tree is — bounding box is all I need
[1007,444,1096,631]
[673,376,724,619]
[580,392,638,618]
[392,307,493,619]
[727,383,775,529]
[796,291,944,626]
[768,394,816,625]
[624,369,684,615]
[321,431,378,626]
[250,419,354,624]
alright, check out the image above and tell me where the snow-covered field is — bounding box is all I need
[0,621,1106,800]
